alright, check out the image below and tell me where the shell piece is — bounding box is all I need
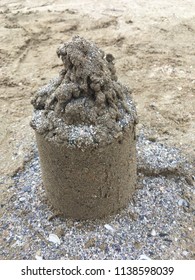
[48,233,61,245]
[151,229,157,236]
[139,254,151,260]
[104,224,115,233]
[35,255,43,260]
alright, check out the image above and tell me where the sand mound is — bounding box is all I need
[31,36,137,148]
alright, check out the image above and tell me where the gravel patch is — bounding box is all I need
[0,134,194,260]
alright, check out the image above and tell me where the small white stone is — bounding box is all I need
[178,199,188,207]
[151,229,156,236]
[48,233,61,245]
[35,254,43,260]
[104,224,115,233]
[139,254,151,260]
[182,251,188,256]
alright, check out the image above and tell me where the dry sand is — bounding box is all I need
[0,0,195,259]
[1,0,195,178]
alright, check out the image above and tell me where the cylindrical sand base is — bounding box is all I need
[36,127,136,220]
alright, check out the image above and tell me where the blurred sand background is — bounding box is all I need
[0,0,195,214]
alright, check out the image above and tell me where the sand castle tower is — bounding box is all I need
[31,36,137,219]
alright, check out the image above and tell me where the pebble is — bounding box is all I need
[23,186,31,192]
[151,229,157,236]
[104,224,115,234]
[48,234,61,245]
[55,226,64,237]
[35,255,43,260]
[159,233,169,237]
[35,250,43,260]
[139,254,151,260]
[182,251,188,256]
[178,198,189,207]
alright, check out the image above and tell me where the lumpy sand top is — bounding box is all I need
[31,36,137,148]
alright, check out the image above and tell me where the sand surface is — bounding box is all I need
[1,0,195,175]
[0,0,195,259]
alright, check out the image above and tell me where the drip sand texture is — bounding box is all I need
[31,36,137,219]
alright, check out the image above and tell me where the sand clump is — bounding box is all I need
[30,36,137,148]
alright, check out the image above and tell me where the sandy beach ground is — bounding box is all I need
[0,0,195,259]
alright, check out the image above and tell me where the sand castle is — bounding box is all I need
[31,36,137,219]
